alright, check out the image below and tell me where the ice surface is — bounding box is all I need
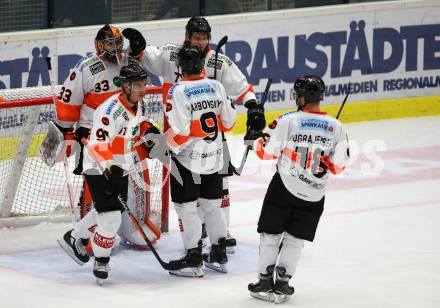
[1,116,439,308]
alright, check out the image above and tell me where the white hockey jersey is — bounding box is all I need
[255,110,350,202]
[55,54,134,130]
[83,93,155,173]
[141,44,256,103]
[165,76,236,174]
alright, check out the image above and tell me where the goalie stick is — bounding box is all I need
[233,77,272,176]
[45,57,78,223]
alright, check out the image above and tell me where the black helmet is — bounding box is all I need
[293,75,325,103]
[185,16,211,38]
[178,46,205,76]
[95,24,123,64]
[117,62,148,86]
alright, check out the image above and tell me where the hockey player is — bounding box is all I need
[140,16,265,252]
[165,47,236,277]
[54,24,160,248]
[247,76,350,303]
[58,63,161,284]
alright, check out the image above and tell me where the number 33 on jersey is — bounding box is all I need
[165,77,236,174]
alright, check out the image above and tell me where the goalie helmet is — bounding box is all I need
[185,16,211,39]
[178,46,205,76]
[293,75,325,103]
[95,24,124,64]
[117,62,148,85]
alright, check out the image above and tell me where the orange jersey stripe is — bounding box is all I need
[321,156,345,175]
[255,138,278,160]
[90,143,113,162]
[236,84,254,103]
[84,90,121,110]
[55,100,81,122]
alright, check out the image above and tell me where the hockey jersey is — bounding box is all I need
[255,110,350,202]
[165,77,236,174]
[141,44,256,103]
[55,55,131,130]
[83,93,155,173]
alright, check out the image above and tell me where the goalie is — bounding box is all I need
[57,63,162,283]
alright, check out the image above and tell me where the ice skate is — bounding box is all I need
[93,257,110,286]
[225,231,236,254]
[203,237,228,273]
[248,265,275,303]
[273,266,294,303]
[57,229,90,265]
[169,246,204,278]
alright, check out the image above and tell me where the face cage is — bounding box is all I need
[97,37,124,62]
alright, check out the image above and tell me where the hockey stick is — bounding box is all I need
[83,139,179,271]
[46,57,77,224]
[213,35,228,80]
[336,82,351,120]
[233,77,272,176]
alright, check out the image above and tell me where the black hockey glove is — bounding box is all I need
[122,28,146,57]
[244,128,264,142]
[103,165,124,189]
[74,126,90,143]
[245,99,266,131]
[141,126,170,164]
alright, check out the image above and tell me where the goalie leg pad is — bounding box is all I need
[92,211,121,258]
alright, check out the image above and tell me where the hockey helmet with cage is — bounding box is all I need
[178,46,205,76]
[293,75,325,103]
[185,16,211,39]
[95,24,124,64]
[116,62,148,87]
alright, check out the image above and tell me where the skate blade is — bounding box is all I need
[250,291,275,302]
[204,261,228,273]
[96,278,105,286]
[169,267,204,278]
[57,238,85,266]
[273,293,289,304]
[226,246,235,254]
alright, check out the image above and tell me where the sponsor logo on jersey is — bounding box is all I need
[184,84,216,99]
[189,151,200,160]
[101,117,109,126]
[217,54,232,66]
[299,118,335,134]
[105,101,117,115]
[122,111,129,121]
[288,167,325,188]
[201,148,222,159]
[113,106,124,119]
[207,58,223,70]
[69,71,76,81]
[89,61,105,75]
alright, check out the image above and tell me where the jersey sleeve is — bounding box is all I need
[254,115,290,160]
[55,62,85,129]
[164,85,192,151]
[219,54,256,103]
[140,44,177,80]
[87,105,117,171]
[218,83,236,131]
[323,124,350,175]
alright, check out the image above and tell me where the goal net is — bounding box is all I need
[0,86,169,231]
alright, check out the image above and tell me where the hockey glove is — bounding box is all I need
[245,99,266,131]
[244,128,264,142]
[141,127,170,165]
[103,165,125,190]
[122,28,146,57]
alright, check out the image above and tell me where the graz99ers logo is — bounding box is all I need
[101,116,110,126]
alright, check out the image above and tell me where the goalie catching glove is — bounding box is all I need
[122,28,146,57]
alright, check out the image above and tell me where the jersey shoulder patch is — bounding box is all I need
[75,56,101,72]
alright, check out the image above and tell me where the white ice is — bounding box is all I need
[1,116,439,308]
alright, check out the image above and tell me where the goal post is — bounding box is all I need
[0,86,170,231]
